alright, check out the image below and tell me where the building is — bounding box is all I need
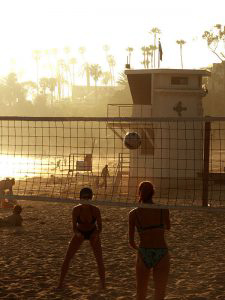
[108,68,211,197]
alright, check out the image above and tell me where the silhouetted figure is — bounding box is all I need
[129,181,170,300]
[0,178,16,207]
[57,187,105,289]
[99,165,110,190]
[0,205,23,227]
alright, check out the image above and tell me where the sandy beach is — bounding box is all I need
[0,200,225,300]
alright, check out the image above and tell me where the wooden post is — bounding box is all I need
[202,121,211,207]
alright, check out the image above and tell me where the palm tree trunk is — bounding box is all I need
[154,34,156,68]
[36,61,39,94]
[180,45,183,69]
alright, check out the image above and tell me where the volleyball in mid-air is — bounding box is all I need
[124,132,141,150]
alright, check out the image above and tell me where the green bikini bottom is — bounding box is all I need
[138,247,168,268]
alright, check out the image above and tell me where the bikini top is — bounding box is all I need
[77,205,96,225]
[135,209,164,232]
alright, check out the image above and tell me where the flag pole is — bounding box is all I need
[158,47,160,68]
[158,39,160,68]
[158,38,163,69]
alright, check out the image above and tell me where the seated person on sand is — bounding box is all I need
[0,205,23,227]
[0,178,16,207]
[58,187,105,289]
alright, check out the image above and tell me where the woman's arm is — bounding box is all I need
[128,211,138,250]
[164,209,171,230]
[96,207,102,234]
[72,206,79,233]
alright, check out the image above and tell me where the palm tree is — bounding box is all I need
[90,64,102,98]
[64,46,70,56]
[48,77,57,105]
[43,50,50,77]
[107,55,116,85]
[50,48,58,78]
[22,81,37,102]
[176,39,186,68]
[63,47,72,98]
[79,46,90,86]
[56,59,66,100]
[101,71,111,86]
[141,46,147,68]
[103,44,111,74]
[149,27,161,67]
[69,57,77,86]
[126,47,134,66]
[78,46,86,59]
[103,44,110,56]
[81,63,91,87]
[39,77,49,95]
[148,45,156,68]
[145,46,152,69]
[32,50,41,94]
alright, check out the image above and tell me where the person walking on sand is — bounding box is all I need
[57,187,105,289]
[128,181,170,300]
[99,164,110,190]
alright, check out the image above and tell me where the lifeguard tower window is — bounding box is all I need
[127,74,152,104]
[140,127,154,155]
[171,76,188,85]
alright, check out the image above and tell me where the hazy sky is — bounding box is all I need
[0,0,224,81]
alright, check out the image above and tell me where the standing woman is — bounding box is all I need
[128,181,170,300]
[58,187,105,289]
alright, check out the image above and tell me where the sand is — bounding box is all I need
[0,200,225,300]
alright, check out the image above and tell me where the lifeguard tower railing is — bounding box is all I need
[107,104,152,118]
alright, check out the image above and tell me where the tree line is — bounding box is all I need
[0,24,224,116]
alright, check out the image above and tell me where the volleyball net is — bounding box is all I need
[0,116,225,209]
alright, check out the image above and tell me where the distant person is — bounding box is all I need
[0,205,23,227]
[56,160,61,170]
[57,187,105,289]
[128,181,170,300]
[0,177,15,195]
[0,178,16,207]
[99,164,110,190]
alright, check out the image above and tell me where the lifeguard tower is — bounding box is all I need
[108,69,211,198]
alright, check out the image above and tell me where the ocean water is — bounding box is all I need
[0,154,69,180]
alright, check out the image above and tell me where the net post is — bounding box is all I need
[202,120,211,207]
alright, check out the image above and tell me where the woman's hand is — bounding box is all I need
[129,242,138,251]
[91,229,100,242]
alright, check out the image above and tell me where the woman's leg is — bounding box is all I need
[90,233,105,288]
[136,253,151,300]
[153,252,170,300]
[58,234,84,288]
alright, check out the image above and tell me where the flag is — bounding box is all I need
[159,39,163,61]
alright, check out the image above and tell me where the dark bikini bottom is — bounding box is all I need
[77,226,96,240]
[138,247,168,268]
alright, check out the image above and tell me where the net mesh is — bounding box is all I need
[0,116,224,209]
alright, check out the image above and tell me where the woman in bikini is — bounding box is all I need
[128,181,170,300]
[58,187,105,289]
